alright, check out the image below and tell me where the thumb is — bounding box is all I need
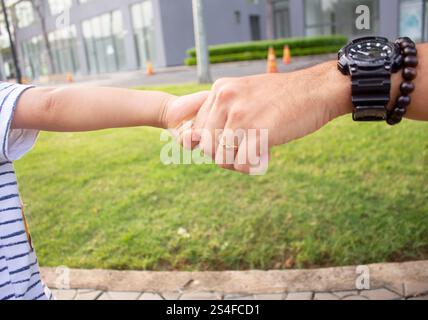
[168,91,210,128]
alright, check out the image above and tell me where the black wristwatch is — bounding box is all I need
[338,36,403,121]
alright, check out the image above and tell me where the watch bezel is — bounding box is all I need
[338,36,402,75]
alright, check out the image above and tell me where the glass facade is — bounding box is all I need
[273,0,290,39]
[21,36,46,79]
[49,26,80,74]
[14,1,35,28]
[131,1,156,68]
[304,0,380,37]
[21,25,80,79]
[82,11,127,74]
[399,0,428,42]
[48,0,73,16]
[14,0,418,80]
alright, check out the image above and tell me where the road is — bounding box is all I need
[37,54,336,88]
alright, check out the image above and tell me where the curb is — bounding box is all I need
[41,260,428,297]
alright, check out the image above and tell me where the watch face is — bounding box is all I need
[346,39,396,63]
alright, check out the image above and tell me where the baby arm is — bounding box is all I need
[12,86,208,132]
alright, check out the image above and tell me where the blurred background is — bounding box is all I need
[0,0,425,82]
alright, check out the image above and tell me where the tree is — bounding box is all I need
[1,0,22,82]
[13,0,56,75]
[30,0,56,74]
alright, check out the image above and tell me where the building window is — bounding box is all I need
[131,1,156,68]
[49,26,80,75]
[21,25,79,80]
[14,1,35,28]
[400,0,428,42]
[21,36,46,79]
[273,0,290,39]
[234,10,241,24]
[82,10,127,74]
[48,0,73,16]
[249,15,262,41]
[304,0,380,37]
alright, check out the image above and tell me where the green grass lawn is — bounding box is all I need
[14,83,428,271]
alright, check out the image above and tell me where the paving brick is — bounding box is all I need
[75,289,103,300]
[385,284,405,297]
[41,260,428,302]
[97,293,111,300]
[139,293,163,300]
[100,291,141,300]
[224,294,254,300]
[342,295,368,300]
[333,290,359,298]
[408,294,428,300]
[253,293,284,300]
[404,282,428,297]
[359,288,401,300]
[314,292,340,300]
[180,292,222,300]
[285,292,313,300]
[50,289,77,300]
[162,292,182,300]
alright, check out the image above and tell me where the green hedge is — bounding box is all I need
[185,35,347,66]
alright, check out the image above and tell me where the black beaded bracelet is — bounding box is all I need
[387,37,418,125]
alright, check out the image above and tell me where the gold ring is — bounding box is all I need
[219,140,238,150]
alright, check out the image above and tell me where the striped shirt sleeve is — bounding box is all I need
[0,82,39,162]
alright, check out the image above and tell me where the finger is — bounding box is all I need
[167,91,209,129]
[215,129,241,170]
[191,78,236,144]
[175,120,194,149]
[191,91,217,144]
[234,129,270,175]
[249,151,270,176]
[199,98,229,158]
[172,91,209,149]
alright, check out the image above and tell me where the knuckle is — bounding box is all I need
[212,77,234,91]
[228,107,245,123]
[216,85,238,102]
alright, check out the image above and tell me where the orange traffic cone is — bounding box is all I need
[146,61,154,76]
[66,72,74,83]
[267,47,278,74]
[283,45,291,65]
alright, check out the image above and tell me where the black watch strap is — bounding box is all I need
[351,70,391,121]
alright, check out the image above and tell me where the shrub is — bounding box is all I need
[185,35,347,66]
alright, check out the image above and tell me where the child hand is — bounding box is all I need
[162,91,209,130]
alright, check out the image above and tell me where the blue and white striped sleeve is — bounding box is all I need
[0,82,39,162]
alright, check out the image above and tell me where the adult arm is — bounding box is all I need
[189,44,428,174]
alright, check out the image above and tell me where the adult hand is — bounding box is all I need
[185,61,354,174]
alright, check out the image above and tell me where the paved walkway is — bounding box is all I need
[41,260,428,300]
[35,54,336,88]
